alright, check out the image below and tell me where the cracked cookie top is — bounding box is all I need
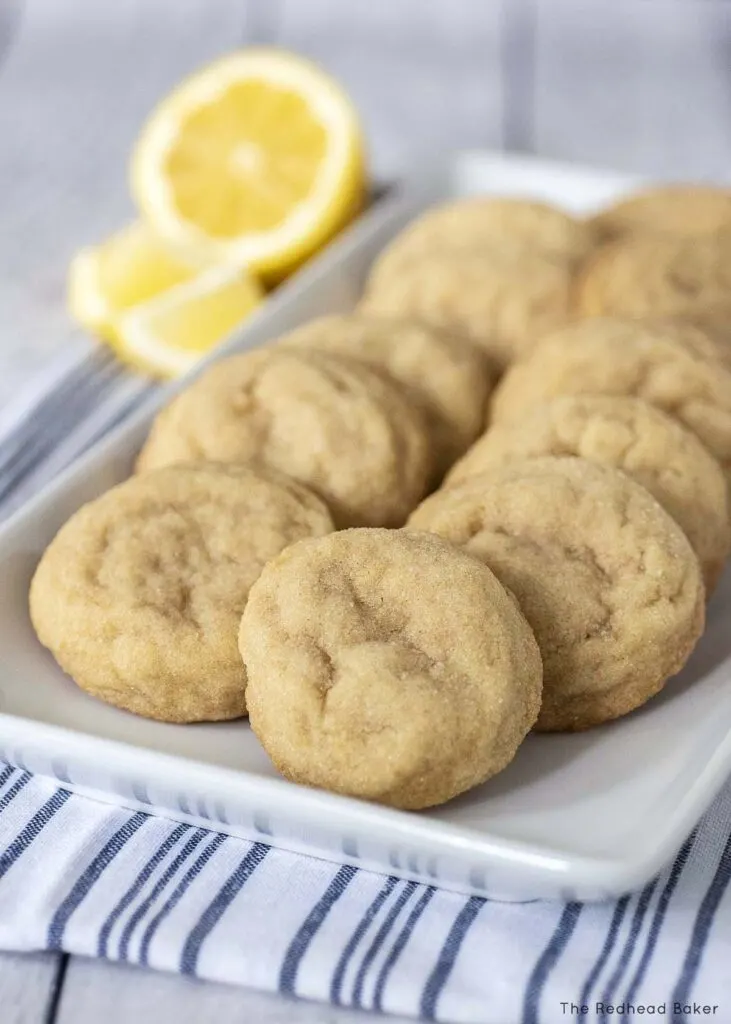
[446,394,730,594]
[490,318,731,477]
[136,347,432,528]
[277,312,492,479]
[408,457,704,732]
[240,528,542,809]
[29,463,334,722]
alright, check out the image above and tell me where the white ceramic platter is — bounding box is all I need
[2,152,730,903]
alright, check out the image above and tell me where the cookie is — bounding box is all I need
[446,395,730,593]
[29,463,334,723]
[491,318,731,479]
[408,457,704,732]
[369,197,593,280]
[241,528,542,809]
[137,347,431,528]
[277,313,491,477]
[574,230,731,321]
[590,185,731,243]
[361,246,574,370]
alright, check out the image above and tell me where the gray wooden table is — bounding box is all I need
[0,950,422,1023]
[3,0,731,1019]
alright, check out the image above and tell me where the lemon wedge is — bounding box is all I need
[130,48,366,280]
[111,263,263,378]
[68,221,194,340]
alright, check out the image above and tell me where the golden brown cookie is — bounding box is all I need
[490,318,731,479]
[241,528,542,809]
[408,457,704,732]
[369,197,594,279]
[29,463,334,723]
[361,246,574,370]
[446,395,730,593]
[590,185,731,243]
[574,230,731,321]
[137,348,431,528]
[277,313,491,477]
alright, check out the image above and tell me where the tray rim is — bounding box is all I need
[3,698,731,897]
[1,148,726,902]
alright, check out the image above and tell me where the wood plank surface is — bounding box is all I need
[55,957,413,1024]
[0,0,253,398]
[0,950,62,1024]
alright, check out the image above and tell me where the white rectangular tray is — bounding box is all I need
[2,151,730,902]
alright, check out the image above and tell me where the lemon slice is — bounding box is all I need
[68,221,194,340]
[130,48,366,280]
[111,263,263,378]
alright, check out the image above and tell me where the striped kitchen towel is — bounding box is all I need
[0,359,730,1024]
[0,764,730,1023]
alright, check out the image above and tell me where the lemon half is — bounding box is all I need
[130,48,366,281]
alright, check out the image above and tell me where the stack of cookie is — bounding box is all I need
[30,310,512,810]
[398,188,731,734]
[29,186,731,812]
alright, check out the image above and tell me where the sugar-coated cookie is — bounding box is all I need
[590,185,731,243]
[241,528,542,809]
[30,464,334,722]
[490,319,731,480]
[446,395,730,593]
[361,246,574,370]
[136,348,431,528]
[369,197,594,277]
[574,230,731,321]
[277,313,491,477]
[408,457,705,732]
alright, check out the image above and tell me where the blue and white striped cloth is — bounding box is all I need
[1,358,731,1024]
